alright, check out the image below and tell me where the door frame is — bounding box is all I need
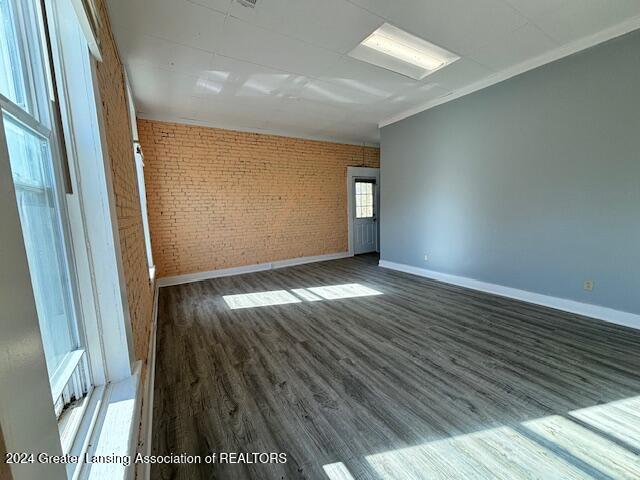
[347,166,380,256]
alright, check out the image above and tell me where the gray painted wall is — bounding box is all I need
[380,30,640,315]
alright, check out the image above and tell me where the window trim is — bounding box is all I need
[127,76,155,282]
[43,0,136,386]
[39,0,144,471]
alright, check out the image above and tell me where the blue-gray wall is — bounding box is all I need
[380,30,640,315]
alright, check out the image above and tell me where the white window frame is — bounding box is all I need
[0,0,92,419]
[46,0,146,475]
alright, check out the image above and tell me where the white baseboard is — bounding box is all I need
[135,286,159,480]
[157,251,352,287]
[379,260,640,330]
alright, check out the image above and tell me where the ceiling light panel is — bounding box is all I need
[348,23,459,80]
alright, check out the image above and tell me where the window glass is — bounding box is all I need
[355,181,374,219]
[4,114,77,377]
[0,0,31,112]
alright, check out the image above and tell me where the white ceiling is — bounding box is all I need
[108,0,640,145]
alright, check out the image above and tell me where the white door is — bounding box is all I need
[353,179,378,254]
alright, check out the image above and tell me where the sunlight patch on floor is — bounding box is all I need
[223,290,301,309]
[224,284,383,309]
[323,462,356,480]
[364,396,640,479]
[306,283,383,300]
[366,426,586,480]
[523,414,640,479]
[568,395,640,451]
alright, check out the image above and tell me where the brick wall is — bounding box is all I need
[94,0,153,364]
[138,119,380,278]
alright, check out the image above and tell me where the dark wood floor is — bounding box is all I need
[152,254,640,479]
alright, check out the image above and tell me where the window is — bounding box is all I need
[0,0,89,416]
[2,0,141,471]
[355,180,375,218]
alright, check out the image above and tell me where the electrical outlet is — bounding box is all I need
[424,254,429,262]
[583,280,594,291]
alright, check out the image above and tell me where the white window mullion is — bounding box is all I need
[0,92,51,137]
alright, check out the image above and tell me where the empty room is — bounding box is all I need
[1,0,640,479]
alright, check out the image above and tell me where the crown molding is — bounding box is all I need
[379,15,640,128]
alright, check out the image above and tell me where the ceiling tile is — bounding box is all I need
[277,97,352,122]
[193,85,290,111]
[298,78,389,108]
[186,0,232,14]
[146,0,226,52]
[187,96,277,129]
[533,0,640,44]
[110,0,227,52]
[468,23,558,71]
[216,17,342,77]
[207,55,309,96]
[319,56,419,99]
[127,64,202,106]
[502,0,571,20]
[226,0,286,33]
[115,30,214,75]
[228,0,383,53]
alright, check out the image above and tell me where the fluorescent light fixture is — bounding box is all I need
[349,23,459,80]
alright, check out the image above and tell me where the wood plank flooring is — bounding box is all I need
[152,254,640,479]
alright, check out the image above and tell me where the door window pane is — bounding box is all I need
[355,180,374,219]
[0,0,31,112]
[4,114,77,378]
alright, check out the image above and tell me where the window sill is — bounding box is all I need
[66,361,142,480]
